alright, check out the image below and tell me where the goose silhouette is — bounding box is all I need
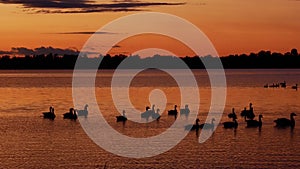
[223,118,238,129]
[180,105,190,117]
[246,114,263,128]
[151,108,161,121]
[240,103,255,120]
[199,118,215,130]
[116,110,127,122]
[292,84,298,90]
[141,105,154,121]
[63,108,77,120]
[185,118,200,131]
[43,106,56,120]
[274,113,297,128]
[168,105,178,119]
[76,104,88,117]
[223,109,238,129]
[228,108,237,119]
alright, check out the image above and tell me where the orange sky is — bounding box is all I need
[0,0,299,56]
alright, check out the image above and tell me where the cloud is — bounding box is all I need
[0,50,12,55]
[1,46,79,56]
[55,31,115,35]
[0,0,185,14]
[112,45,121,48]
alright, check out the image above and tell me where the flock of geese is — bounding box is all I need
[42,104,88,120]
[188,103,297,132]
[264,81,298,90]
[42,103,297,132]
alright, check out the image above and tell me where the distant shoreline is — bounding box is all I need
[0,49,299,69]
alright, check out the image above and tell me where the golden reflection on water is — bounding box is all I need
[0,70,299,168]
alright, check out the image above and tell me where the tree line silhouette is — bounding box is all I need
[0,49,299,69]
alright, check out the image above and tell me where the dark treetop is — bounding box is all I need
[0,49,299,69]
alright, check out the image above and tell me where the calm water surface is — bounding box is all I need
[0,69,299,168]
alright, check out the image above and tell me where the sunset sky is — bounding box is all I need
[0,0,299,56]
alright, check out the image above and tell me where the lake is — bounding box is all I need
[0,69,299,168]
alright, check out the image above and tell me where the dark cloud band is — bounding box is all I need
[0,46,79,56]
[0,0,185,13]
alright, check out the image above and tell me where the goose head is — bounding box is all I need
[211,118,216,124]
[291,113,297,119]
[156,108,160,114]
[146,106,150,111]
[122,110,126,117]
[84,104,88,109]
[195,118,200,123]
[185,105,189,109]
[174,105,177,109]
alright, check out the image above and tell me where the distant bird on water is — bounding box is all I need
[292,84,298,90]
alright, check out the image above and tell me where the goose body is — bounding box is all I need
[274,113,296,128]
[199,118,215,130]
[246,115,263,128]
[223,108,238,129]
[168,105,178,118]
[223,120,238,129]
[151,108,161,121]
[280,81,286,88]
[63,108,77,120]
[77,104,88,117]
[43,107,56,120]
[185,119,200,131]
[228,108,237,119]
[116,110,127,122]
[240,103,255,120]
[141,105,155,121]
[180,105,190,116]
[292,84,298,90]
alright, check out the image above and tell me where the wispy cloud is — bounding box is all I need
[55,31,115,35]
[0,0,185,14]
[0,46,79,56]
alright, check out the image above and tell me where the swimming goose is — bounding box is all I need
[199,118,215,130]
[141,105,154,121]
[63,108,77,120]
[246,114,263,128]
[152,108,161,121]
[185,118,200,131]
[77,104,88,117]
[228,108,237,119]
[168,105,178,119]
[292,84,298,90]
[274,113,297,128]
[180,105,190,116]
[116,110,127,122]
[43,106,56,120]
